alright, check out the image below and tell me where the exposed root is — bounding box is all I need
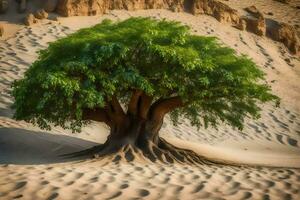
[61,137,214,166]
[135,138,214,165]
[158,138,214,165]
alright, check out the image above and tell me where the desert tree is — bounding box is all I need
[12,17,279,164]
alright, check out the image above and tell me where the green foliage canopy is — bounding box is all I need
[12,17,279,132]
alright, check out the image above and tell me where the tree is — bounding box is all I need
[12,17,279,164]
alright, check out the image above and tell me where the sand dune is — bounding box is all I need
[0,9,300,200]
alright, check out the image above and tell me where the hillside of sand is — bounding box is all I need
[0,8,300,200]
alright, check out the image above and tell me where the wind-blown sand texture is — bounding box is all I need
[0,9,300,199]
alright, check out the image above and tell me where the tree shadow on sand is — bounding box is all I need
[0,127,99,165]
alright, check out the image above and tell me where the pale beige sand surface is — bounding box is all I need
[1,158,300,200]
[0,9,300,200]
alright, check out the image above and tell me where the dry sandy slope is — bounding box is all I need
[0,9,300,200]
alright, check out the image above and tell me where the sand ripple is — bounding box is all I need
[0,9,300,200]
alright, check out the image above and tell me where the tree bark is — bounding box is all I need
[138,93,153,119]
[128,90,143,116]
[83,107,112,127]
[69,95,210,165]
[149,96,183,121]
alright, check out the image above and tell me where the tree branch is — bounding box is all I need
[127,89,143,115]
[139,93,153,119]
[149,96,184,121]
[107,96,126,125]
[82,107,113,127]
[110,95,125,115]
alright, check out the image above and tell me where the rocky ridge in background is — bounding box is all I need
[34,9,48,19]
[24,13,37,26]
[243,5,266,36]
[266,19,300,54]
[24,9,48,26]
[50,0,300,56]
[0,0,299,55]
[191,0,240,24]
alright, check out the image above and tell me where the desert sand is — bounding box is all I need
[0,8,300,200]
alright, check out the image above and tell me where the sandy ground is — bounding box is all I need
[0,9,300,200]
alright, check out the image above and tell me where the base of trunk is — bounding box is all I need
[64,137,213,165]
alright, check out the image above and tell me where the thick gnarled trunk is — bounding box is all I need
[104,116,162,150]
[67,115,210,165]
[69,91,210,165]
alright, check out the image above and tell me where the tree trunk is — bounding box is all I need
[65,114,211,165]
[67,93,212,164]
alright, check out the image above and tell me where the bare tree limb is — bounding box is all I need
[127,89,143,115]
[149,96,184,121]
[139,93,153,119]
[82,107,113,127]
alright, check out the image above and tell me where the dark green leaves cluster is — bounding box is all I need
[12,17,279,132]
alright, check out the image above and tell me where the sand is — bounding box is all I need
[0,9,300,200]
